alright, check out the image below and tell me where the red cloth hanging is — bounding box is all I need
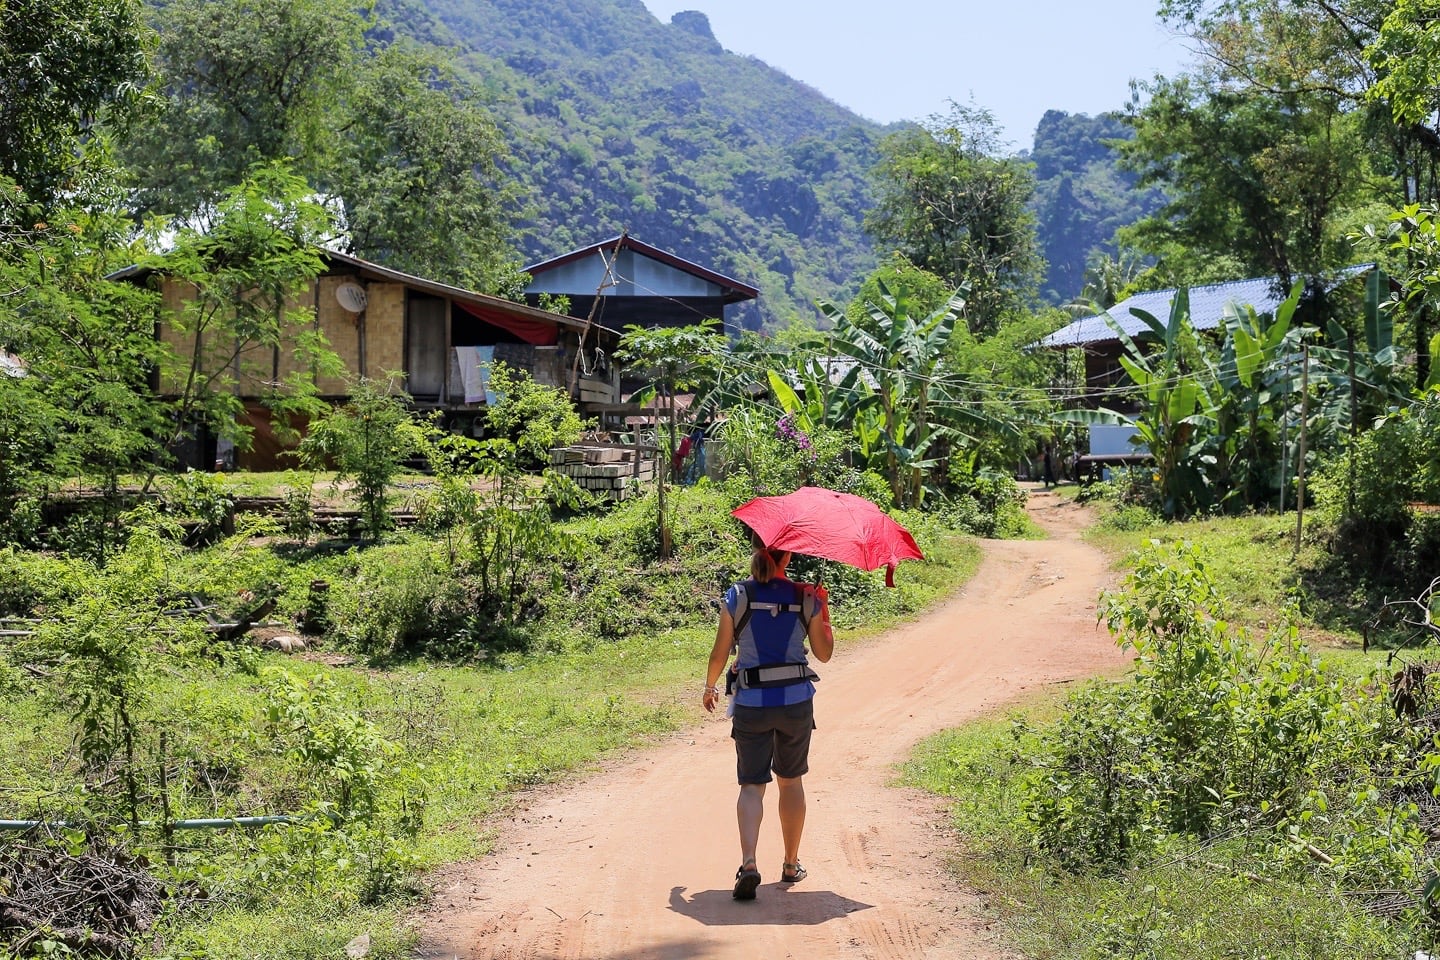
[454,299,559,345]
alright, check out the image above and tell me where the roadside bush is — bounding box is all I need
[1020,541,1386,871]
[1306,395,1440,622]
[562,484,745,640]
[326,542,479,657]
[941,464,1026,537]
[1097,503,1162,532]
[1311,394,1440,526]
[906,717,1410,960]
[1086,465,1162,513]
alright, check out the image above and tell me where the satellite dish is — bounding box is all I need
[335,281,367,313]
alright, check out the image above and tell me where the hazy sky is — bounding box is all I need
[639,0,1197,146]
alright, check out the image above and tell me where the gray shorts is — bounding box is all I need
[731,699,816,784]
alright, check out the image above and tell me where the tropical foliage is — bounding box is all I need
[865,103,1043,335]
[20,0,1440,955]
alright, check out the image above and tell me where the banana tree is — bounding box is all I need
[1056,289,1213,517]
[765,354,865,435]
[1202,282,1306,509]
[1311,268,1409,432]
[816,280,970,508]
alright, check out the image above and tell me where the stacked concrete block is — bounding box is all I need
[548,445,657,501]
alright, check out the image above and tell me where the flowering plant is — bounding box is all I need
[776,414,814,454]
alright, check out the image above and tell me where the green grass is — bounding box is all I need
[0,492,982,959]
[1084,508,1360,646]
[902,704,1409,960]
[897,505,1425,959]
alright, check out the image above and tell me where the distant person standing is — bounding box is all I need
[1042,446,1056,488]
[684,422,707,484]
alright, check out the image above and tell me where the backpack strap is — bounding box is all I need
[733,581,752,642]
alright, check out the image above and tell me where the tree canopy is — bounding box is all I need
[122,0,525,294]
[864,103,1043,335]
[0,0,151,209]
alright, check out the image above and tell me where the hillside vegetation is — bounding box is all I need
[390,0,888,328]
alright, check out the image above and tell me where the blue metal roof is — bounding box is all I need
[1037,266,1374,348]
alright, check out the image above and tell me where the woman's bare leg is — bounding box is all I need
[737,783,766,868]
[775,774,805,867]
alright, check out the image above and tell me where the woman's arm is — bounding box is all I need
[807,585,834,663]
[702,608,735,713]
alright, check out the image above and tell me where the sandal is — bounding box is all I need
[732,862,761,900]
[781,861,807,884]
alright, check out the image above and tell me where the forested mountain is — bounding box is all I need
[1028,110,1165,303]
[380,0,889,330]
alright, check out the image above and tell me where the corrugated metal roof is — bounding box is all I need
[525,234,759,303]
[0,350,24,378]
[1037,265,1374,348]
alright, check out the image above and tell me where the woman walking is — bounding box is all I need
[701,539,834,900]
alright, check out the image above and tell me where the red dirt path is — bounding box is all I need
[415,488,1127,960]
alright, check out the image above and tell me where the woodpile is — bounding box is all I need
[548,444,656,501]
[0,836,167,957]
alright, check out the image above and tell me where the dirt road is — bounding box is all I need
[415,489,1127,960]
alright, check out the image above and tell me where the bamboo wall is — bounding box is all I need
[156,276,408,399]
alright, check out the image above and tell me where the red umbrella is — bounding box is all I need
[732,486,923,587]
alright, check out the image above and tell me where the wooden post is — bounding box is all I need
[1294,344,1310,556]
[655,391,671,558]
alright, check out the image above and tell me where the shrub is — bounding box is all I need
[300,379,425,540]
[1311,393,1440,526]
[942,464,1026,537]
[326,542,479,657]
[715,406,877,500]
[1307,394,1440,627]
[0,547,86,617]
[160,469,236,544]
[1019,540,1388,874]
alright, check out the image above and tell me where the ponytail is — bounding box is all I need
[750,545,789,584]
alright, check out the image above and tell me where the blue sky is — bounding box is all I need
[639,1,1197,147]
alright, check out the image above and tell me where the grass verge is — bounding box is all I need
[902,702,1410,960]
[1083,508,1359,646]
[0,509,981,958]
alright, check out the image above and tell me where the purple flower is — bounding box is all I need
[776,414,813,451]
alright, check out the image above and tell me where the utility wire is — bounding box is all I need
[604,269,1395,409]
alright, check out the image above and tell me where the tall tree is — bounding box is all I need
[0,0,151,210]
[0,181,167,544]
[864,103,1042,335]
[124,0,365,222]
[153,162,341,455]
[330,43,527,296]
[1119,67,1373,292]
[124,0,525,293]
[817,280,969,508]
[1146,0,1436,382]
